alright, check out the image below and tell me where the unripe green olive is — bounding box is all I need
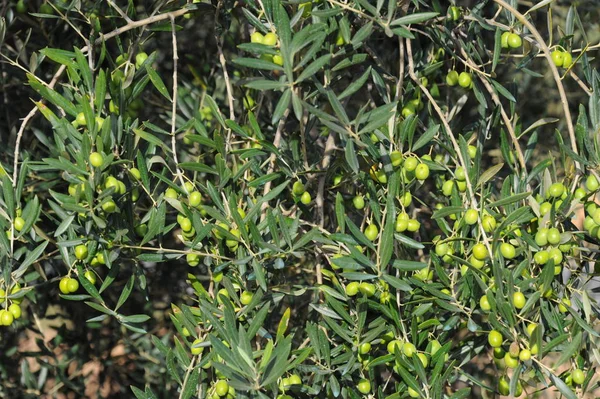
[507,33,522,48]
[263,32,278,46]
[364,224,378,241]
[300,191,311,204]
[135,52,149,69]
[562,52,573,68]
[446,70,459,86]
[67,278,79,293]
[89,152,104,168]
[501,31,510,48]
[353,195,365,210]
[250,31,264,44]
[458,72,472,88]
[551,50,564,67]
[75,244,88,260]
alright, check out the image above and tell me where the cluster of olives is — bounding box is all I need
[401,96,424,118]
[292,180,312,205]
[57,243,99,293]
[370,153,430,184]
[440,162,475,197]
[208,379,235,399]
[0,284,23,327]
[250,31,283,66]
[276,374,302,398]
[16,0,54,15]
[488,325,585,393]
[446,70,473,89]
[7,209,25,239]
[551,49,574,69]
[501,31,523,49]
[446,70,472,89]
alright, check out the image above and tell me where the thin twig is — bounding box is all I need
[170,15,185,190]
[457,48,527,172]
[406,39,494,259]
[11,7,192,188]
[178,356,197,399]
[260,109,290,220]
[12,64,66,186]
[493,0,578,164]
[107,0,133,23]
[96,8,190,46]
[216,40,236,153]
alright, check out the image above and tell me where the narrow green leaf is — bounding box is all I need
[145,65,171,101]
[296,54,331,83]
[390,12,439,26]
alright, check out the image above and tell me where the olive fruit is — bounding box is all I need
[67,278,79,293]
[189,191,202,207]
[572,369,585,385]
[8,303,22,319]
[359,342,371,355]
[504,352,519,368]
[263,32,278,46]
[513,292,526,309]
[59,277,70,294]
[551,50,564,67]
[415,163,430,181]
[353,195,365,210]
[273,54,284,66]
[84,270,97,285]
[480,295,491,311]
[282,375,298,387]
[102,200,117,213]
[16,0,27,13]
[472,243,488,261]
[240,291,253,305]
[464,209,478,225]
[187,253,200,267]
[458,72,472,88]
[387,339,403,354]
[562,52,573,68]
[404,157,418,172]
[402,342,416,357]
[500,242,516,259]
[364,224,378,241]
[14,217,25,232]
[488,330,503,347]
[135,52,149,69]
[75,244,88,260]
[586,174,599,191]
[292,181,305,195]
[501,31,510,48]
[191,338,203,355]
[357,379,371,394]
[498,376,510,395]
[165,188,178,199]
[390,151,403,167]
[300,191,312,204]
[346,282,360,296]
[250,32,264,44]
[519,349,531,361]
[89,152,104,168]
[446,70,459,86]
[0,310,14,326]
[507,33,522,48]
[358,282,376,297]
[215,380,229,397]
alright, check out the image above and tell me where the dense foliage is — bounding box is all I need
[1,0,600,398]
